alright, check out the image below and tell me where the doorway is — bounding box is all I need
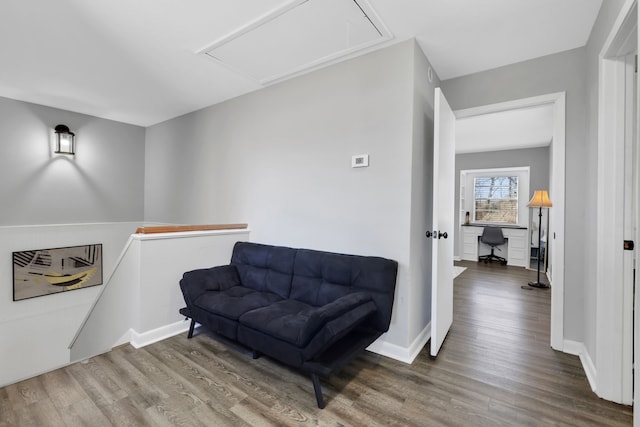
[453,92,566,350]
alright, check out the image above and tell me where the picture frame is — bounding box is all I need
[13,244,103,301]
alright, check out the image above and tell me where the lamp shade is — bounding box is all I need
[527,190,552,208]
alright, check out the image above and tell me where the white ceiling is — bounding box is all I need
[455,104,554,154]
[0,0,602,127]
[202,0,392,84]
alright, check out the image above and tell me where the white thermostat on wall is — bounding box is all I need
[351,154,369,168]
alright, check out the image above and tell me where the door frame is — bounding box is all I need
[596,0,637,405]
[454,92,566,351]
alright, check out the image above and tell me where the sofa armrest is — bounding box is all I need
[296,292,373,346]
[302,300,377,361]
[179,265,240,307]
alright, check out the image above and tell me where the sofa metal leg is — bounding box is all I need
[252,350,261,359]
[311,373,325,409]
[187,319,195,339]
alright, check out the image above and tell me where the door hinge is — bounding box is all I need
[624,240,635,250]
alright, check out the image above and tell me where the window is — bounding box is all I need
[473,176,519,224]
[460,166,529,228]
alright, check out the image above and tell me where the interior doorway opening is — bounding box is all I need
[453,92,566,351]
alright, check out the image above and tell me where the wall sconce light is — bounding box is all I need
[54,124,75,155]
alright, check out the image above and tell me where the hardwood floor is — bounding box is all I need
[1,261,633,426]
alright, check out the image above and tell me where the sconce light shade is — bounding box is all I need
[527,190,552,208]
[54,124,75,155]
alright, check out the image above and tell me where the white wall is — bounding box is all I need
[0,222,139,387]
[145,40,434,353]
[70,229,250,362]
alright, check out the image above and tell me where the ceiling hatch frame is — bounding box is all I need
[198,0,393,85]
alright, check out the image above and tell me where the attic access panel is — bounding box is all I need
[200,0,392,84]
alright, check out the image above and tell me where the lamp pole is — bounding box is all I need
[527,190,551,289]
[528,206,547,287]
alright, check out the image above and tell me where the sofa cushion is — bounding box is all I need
[291,249,398,332]
[194,286,282,320]
[238,292,374,348]
[231,242,296,299]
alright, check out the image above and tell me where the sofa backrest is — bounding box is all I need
[290,249,398,333]
[231,242,296,299]
[231,242,398,333]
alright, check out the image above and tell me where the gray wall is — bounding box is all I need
[441,47,587,342]
[454,146,550,257]
[409,42,440,346]
[145,40,437,350]
[0,96,145,225]
[441,0,627,349]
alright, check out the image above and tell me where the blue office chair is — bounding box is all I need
[478,226,507,264]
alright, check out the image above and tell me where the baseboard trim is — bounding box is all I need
[367,322,431,364]
[130,319,192,349]
[563,339,596,393]
[114,329,132,348]
[454,256,462,261]
[130,318,432,365]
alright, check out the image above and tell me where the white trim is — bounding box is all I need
[564,340,597,393]
[459,166,530,174]
[130,319,192,349]
[455,93,567,119]
[367,322,431,364]
[549,93,566,351]
[596,0,637,404]
[454,92,566,351]
[453,256,461,261]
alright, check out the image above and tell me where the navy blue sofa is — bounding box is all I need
[179,241,398,408]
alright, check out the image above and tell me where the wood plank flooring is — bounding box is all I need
[1,261,633,426]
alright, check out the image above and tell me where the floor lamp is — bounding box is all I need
[528,190,552,288]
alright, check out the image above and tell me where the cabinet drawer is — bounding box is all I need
[463,235,478,245]
[509,248,526,260]
[508,237,525,249]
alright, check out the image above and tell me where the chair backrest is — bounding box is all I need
[480,226,506,246]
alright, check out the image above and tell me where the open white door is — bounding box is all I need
[430,88,456,357]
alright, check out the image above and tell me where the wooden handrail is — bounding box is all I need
[135,224,248,234]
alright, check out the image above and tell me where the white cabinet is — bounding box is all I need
[503,228,527,266]
[461,225,528,268]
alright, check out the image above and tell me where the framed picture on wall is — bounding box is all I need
[13,244,103,301]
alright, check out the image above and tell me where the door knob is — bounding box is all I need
[426,231,433,238]
[438,231,448,239]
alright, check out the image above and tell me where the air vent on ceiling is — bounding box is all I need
[198,0,392,84]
